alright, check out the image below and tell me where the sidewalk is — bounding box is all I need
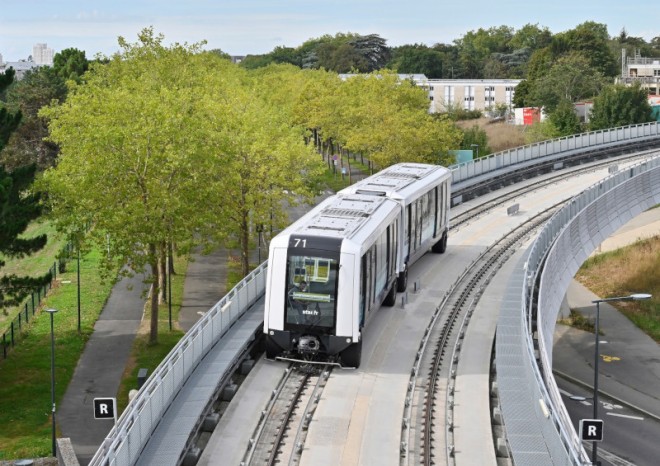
[553,208,660,420]
[58,271,149,465]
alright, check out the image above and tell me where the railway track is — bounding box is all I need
[400,201,562,466]
[242,363,331,466]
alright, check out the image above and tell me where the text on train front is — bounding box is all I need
[284,237,340,353]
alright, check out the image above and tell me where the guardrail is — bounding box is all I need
[88,262,268,466]
[451,121,660,187]
[497,155,660,464]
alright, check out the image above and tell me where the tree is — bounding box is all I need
[389,44,444,78]
[552,21,618,77]
[40,29,322,343]
[548,99,583,136]
[589,83,654,130]
[460,125,491,157]
[53,48,89,82]
[0,164,50,313]
[529,52,607,113]
[510,23,552,52]
[40,29,231,344]
[1,67,66,169]
[0,67,16,98]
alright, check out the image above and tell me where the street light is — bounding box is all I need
[590,293,651,465]
[45,308,58,457]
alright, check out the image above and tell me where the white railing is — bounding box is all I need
[451,121,660,186]
[88,262,268,466]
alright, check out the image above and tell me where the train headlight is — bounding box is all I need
[346,338,352,344]
[269,330,274,336]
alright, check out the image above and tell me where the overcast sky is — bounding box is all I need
[1,0,658,62]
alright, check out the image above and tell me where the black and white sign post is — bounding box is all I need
[580,418,604,464]
[93,397,117,424]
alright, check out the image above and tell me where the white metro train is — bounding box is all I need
[263,163,452,367]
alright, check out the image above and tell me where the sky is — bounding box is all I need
[1,0,658,62]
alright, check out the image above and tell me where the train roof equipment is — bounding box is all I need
[340,163,451,203]
[273,193,400,246]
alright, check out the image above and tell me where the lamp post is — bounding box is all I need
[590,293,651,465]
[45,308,58,457]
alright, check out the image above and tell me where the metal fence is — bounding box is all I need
[451,121,660,187]
[1,260,59,359]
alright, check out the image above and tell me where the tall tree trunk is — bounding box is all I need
[158,243,167,304]
[240,209,250,277]
[149,242,159,345]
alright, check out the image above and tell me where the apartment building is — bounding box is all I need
[32,43,54,66]
[339,73,521,114]
[426,79,521,113]
[618,49,660,95]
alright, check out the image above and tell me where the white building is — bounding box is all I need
[618,49,660,96]
[339,73,521,115]
[426,79,521,113]
[32,43,54,66]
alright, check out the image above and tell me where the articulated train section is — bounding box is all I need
[88,122,660,466]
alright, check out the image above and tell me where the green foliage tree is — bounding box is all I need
[548,99,583,136]
[41,30,223,344]
[589,83,655,130]
[459,125,490,157]
[53,48,89,82]
[40,29,322,343]
[0,67,16,98]
[552,21,618,77]
[1,67,66,170]
[529,52,607,113]
[389,44,444,78]
[0,107,21,152]
[0,164,50,313]
[454,26,514,78]
[294,71,461,168]
[509,23,552,52]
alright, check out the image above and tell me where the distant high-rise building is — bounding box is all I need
[32,43,54,66]
[0,53,3,66]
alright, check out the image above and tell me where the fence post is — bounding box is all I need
[2,333,6,359]
[32,293,35,315]
[25,303,29,323]
[11,322,15,347]
[18,312,22,331]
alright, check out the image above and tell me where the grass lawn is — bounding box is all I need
[0,246,189,460]
[0,247,116,459]
[575,235,660,342]
[0,220,67,330]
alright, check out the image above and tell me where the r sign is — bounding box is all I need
[579,419,604,442]
[93,397,117,421]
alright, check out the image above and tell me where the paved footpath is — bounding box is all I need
[58,271,148,465]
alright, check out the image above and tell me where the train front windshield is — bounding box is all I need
[285,254,338,329]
